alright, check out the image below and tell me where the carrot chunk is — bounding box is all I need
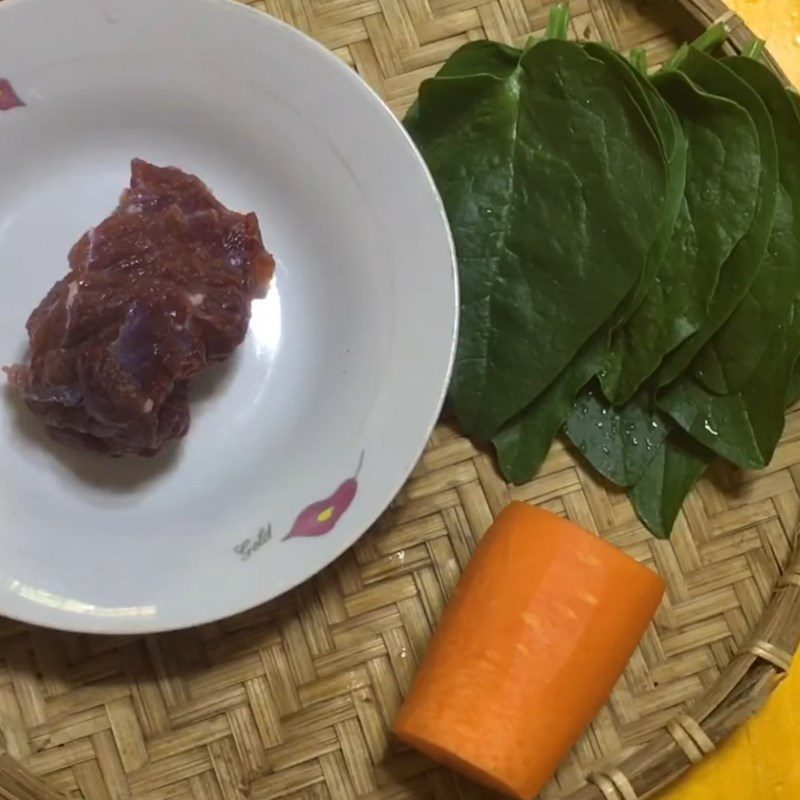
[393,502,665,799]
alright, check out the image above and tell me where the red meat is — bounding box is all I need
[5,159,275,456]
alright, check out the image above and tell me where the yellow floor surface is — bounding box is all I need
[728,0,800,88]
[658,663,800,799]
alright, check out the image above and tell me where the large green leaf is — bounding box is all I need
[561,62,700,488]
[406,39,667,439]
[633,298,800,539]
[691,57,799,393]
[492,44,681,483]
[654,48,778,390]
[572,66,761,493]
[660,307,800,468]
[582,43,687,328]
[787,351,800,407]
[629,429,713,539]
[600,69,760,404]
[787,88,800,411]
[660,59,800,468]
[632,306,800,538]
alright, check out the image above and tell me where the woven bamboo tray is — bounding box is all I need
[1,1,800,799]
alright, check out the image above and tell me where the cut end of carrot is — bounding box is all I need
[393,725,526,799]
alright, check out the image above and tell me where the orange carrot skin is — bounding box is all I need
[393,502,665,800]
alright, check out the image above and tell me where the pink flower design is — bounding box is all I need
[284,452,364,540]
[0,79,24,111]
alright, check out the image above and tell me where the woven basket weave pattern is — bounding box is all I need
[0,1,799,800]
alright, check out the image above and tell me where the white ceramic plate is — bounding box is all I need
[0,0,457,633]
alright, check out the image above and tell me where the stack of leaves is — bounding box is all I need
[405,5,800,537]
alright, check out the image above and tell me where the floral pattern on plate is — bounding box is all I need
[0,79,24,111]
[284,452,364,540]
[233,453,365,558]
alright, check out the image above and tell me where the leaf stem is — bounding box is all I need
[629,48,648,75]
[663,22,728,70]
[662,43,689,72]
[545,4,570,41]
[743,39,766,61]
[691,23,729,54]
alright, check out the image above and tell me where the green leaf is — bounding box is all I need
[629,428,712,538]
[633,306,800,539]
[787,351,800,407]
[564,382,669,487]
[692,57,796,394]
[788,88,800,117]
[583,43,687,330]
[600,69,761,404]
[654,48,778,390]
[493,338,606,484]
[558,48,685,485]
[492,45,679,482]
[636,68,800,531]
[403,42,522,130]
[659,59,800,468]
[556,48,688,487]
[659,308,800,468]
[434,40,522,81]
[405,39,667,439]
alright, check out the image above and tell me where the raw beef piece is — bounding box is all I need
[4,159,275,456]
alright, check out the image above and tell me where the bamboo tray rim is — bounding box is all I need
[0,2,799,800]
